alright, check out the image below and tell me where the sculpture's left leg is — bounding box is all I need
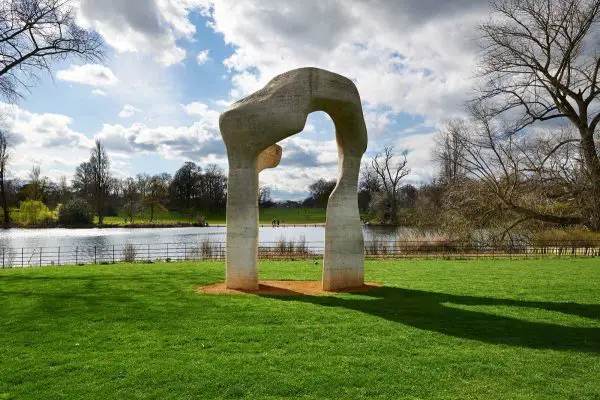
[225,157,260,290]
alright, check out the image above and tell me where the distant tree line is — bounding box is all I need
[0,139,227,226]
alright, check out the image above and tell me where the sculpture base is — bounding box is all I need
[197,281,381,296]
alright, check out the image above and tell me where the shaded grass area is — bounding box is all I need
[1,259,599,399]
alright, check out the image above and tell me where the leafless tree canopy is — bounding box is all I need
[477,0,600,128]
[473,0,600,230]
[433,119,468,185]
[436,113,589,236]
[369,146,411,224]
[0,0,104,101]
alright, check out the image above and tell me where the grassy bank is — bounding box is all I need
[100,208,330,226]
[1,259,599,399]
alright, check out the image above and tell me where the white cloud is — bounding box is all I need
[56,64,119,87]
[119,104,141,118]
[394,131,439,184]
[95,121,225,163]
[205,0,486,124]
[10,0,500,197]
[76,0,207,66]
[0,101,226,181]
[214,99,232,109]
[105,54,185,125]
[182,102,220,127]
[196,49,211,65]
[97,101,225,163]
[189,0,492,193]
[0,103,94,180]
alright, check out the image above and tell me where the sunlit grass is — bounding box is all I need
[99,208,331,226]
[1,259,599,399]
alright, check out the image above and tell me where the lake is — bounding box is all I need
[0,225,407,250]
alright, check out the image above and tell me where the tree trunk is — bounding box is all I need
[389,188,398,225]
[580,129,600,231]
[97,190,104,226]
[0,175,9,229]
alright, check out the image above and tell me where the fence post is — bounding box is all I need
[112,245,115,264]
[40,247,42,267]
[76,247,78,265]
[148,244,150,261]
[184,243,187,260]
[94,246,97,264]
[2,248,4,269]
[58,247,60,266]
[22,248,24,267]
[166,244,169,260]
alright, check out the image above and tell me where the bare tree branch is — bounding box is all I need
[472,0,600,229]
[0,0,104,102]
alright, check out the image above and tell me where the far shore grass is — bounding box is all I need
[99,208,333,226]
[1,259,599,399]
[6,207,338,228]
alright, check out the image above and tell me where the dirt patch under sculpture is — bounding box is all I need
[196,281,382,296]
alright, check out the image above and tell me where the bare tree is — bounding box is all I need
[474,0,600,229]
[122,177,139,223]
[200,164,227,211]
[58,175,69,203]
[442,109,588,236]
[72,160,93,199]
[307,178,336,208]
[434,119,468,185]
[0,0,104,102]
[144,174,169,222]
[358,165,382,212]
[89,140,110,225]
[0,128,9,227]
[258,186,272,207]
[26,165,46,201]
[370,146,411,224]
[171,162,201,211]
[360,165,382,194]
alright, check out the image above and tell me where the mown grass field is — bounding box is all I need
[1,259,599,399]
[100,208,330,226]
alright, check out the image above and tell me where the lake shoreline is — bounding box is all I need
[0,226,402,255]
[1,222,338,230]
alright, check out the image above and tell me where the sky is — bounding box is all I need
[2,0,491,200]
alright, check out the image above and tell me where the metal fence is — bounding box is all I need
[1,239,599,268]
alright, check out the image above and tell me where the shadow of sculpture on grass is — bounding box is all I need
[264,286,600,353]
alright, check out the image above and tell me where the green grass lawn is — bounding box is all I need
[1,259,599,399]
[100,210,202,225]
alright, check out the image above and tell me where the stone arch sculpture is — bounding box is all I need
[219,67,368,291]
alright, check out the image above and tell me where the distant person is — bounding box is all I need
[277,220,280,227]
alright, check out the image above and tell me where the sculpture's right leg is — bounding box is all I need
[225,158,259,290]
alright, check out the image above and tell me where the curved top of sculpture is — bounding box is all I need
[219,67,368,167]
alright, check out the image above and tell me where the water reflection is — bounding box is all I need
[0,226,407,250]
